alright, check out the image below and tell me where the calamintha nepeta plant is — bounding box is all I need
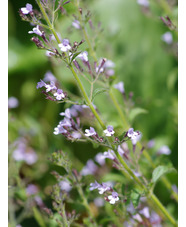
[17,0,178,226]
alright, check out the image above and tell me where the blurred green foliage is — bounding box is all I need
[8,0,178,226]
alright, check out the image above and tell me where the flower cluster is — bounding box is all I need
[53,105,83,140]
[12,138,38,165]
[90,181,119,204]
[36,72,67,101]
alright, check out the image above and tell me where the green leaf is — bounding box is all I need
[99,217,114,224]
[130,189,141,208]
[152,165,176,184]
[129,107,148,122]
[33,207,47,227]
[70,51,82,63]
[91,88,108,102]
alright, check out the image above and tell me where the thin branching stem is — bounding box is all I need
[36,2,177,226]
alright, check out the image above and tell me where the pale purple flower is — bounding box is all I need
[21,3,33,14]
[53,89,65,100]
[90,181,101,191]
[60,108,71,118]
[58,39,71,52]
[103,150,115,160]
[127,202,135,214]
[133,170,141,177]
[26,184,38,195]
[157,145,171,155]
[150,211,162,226]
[114,82,125,94]
[172,184,178,194]
[69,105,83,117]
[98,182,111,194]
[147,139,155,148]
[103,125,115,137]
[85,127,97,137]
[36,79,46,89]
[104,60,115,68]
[82,103,97,109]
[161,32,173,44]
[133,213,143,222]
[72,20,81,29]
[24,149,38,165]
[43,71,57,82]
[96,59,115,74]
[59,117,72,127]
[76,51,88,62]
[108,191,119,204]
[12,148,25,161]
[8,97,19,109]
[34,196,44,206]
[117,145,124,156]
[127,128,142,145]
[139,207,150,218]
[81,159,98,176]
[106,69,115,76]
[94,197,105,207]
[12,139,37,165]
[59,180,72,192]
[46,50,55,57]
[94,152,105,165]
[137,0,149,7]
[71,131,82,139]
[53,125,67,135]
[45,81,57,92]
[16,225,22,227]
[28,25,43,36]
[50,33,62,42]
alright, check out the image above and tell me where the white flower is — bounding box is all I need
[108,192,119,204]
[137,0,149,7]
[161,32,173,44]
[60,108,71,118]
[58,39,71,52]
[28,25,43,36]
[76,51,88,62]
[103,125,115,137]
[94,197,105,207]
[127,128,142,145]
[8,97,19,109]
[81,159,98,176]
[54,89,65,100]
[90,181,101,191]
[72,20,81,29]
[114,82,125,94]
[53,125,67,135]
[45,81,57,92]
[139,207,150,218]
[98,183,111,194]
[117,145,125,156]
[59,180,72,192]
[21,3,33,14]
[103,150,115,160]
[85,127,97,137]
[157,145,171,155]
[94,152,105,165]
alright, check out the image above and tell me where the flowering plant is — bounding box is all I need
[8,0,178,226]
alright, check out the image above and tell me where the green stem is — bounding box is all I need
[36,0,61,44]
[83,23,178,201]
[61,203,69,227]
[150,193,177,226]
